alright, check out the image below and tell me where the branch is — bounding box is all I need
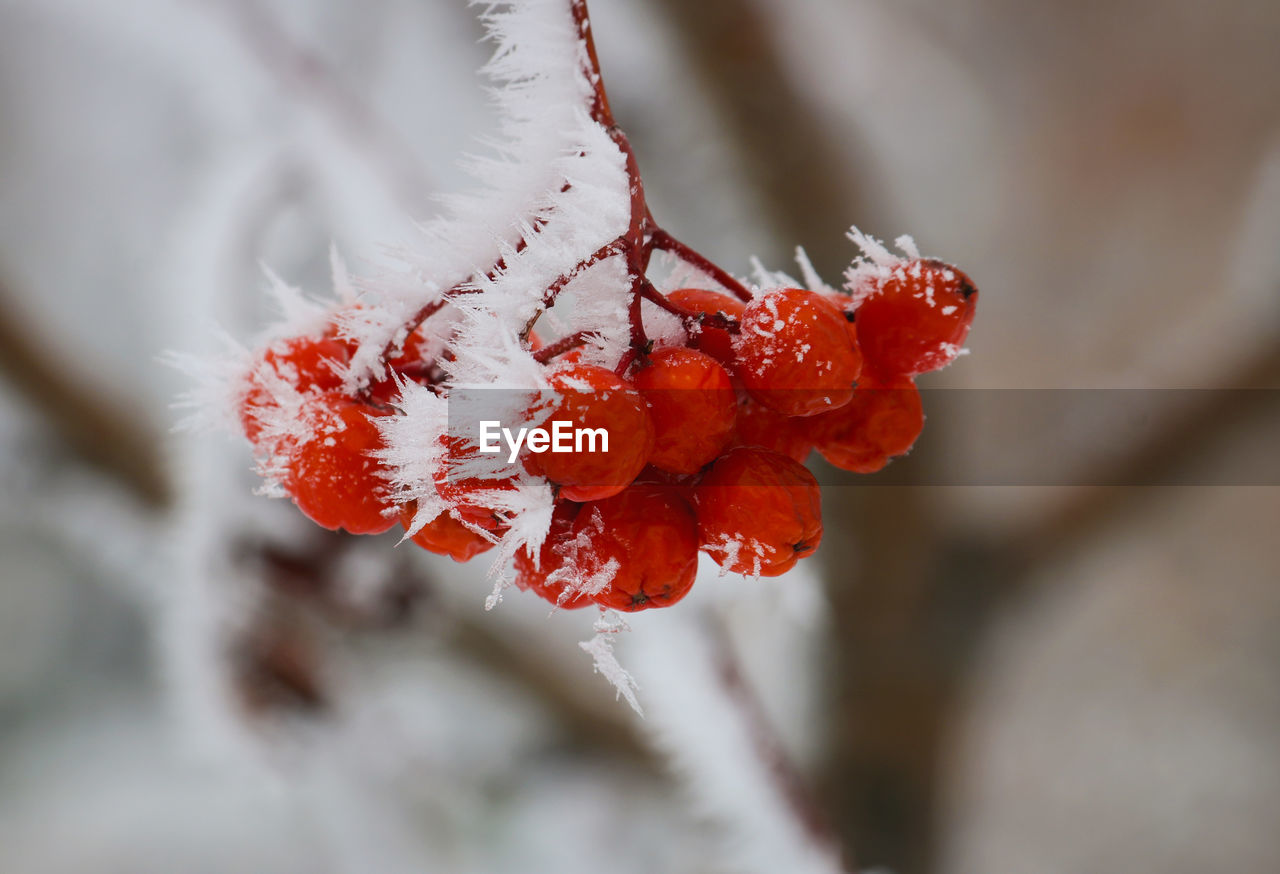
[532,330,602,364]
[1001,333,1280,578]
[570,0,615,126]
[546,237,629,308]
[706,614,845,863]
[449,614,652,764]
[0,273,172,509]
[648,229,754,301]
[640,280,741,332]
[236,527,655,763]
[201,0,437,213]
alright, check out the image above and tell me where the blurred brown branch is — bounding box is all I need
[1004,334,1280,575]
[641,0,933,869]
[0,269,651,769]
[195,0,437,213]
[648,1,1280,872]
[707,613,845,864]
[449,614,653,765]
[237,529,654,763]
[644,0,879,279]
[0,273,173,509]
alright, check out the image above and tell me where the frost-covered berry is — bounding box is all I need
[735,288,862,417]
[433,434,516,533]
[512,500,594,609]
[694,447,822,578]
[281,393,396,535]
[666,287,746,368]
[851,258,977,377]
[366,328,431,407]
[574,486,699,612]
[531,364,655,502]
[239,334,349,444]
[632,346,736,474]
[400,502,496,562]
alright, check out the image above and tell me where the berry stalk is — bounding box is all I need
[368,0,749,384]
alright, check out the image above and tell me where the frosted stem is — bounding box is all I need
[706,614,848,866]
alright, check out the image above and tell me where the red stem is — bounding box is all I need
[532,330,601,364]
[571,0,614,126]
[386,211,557,366]
[609,126,654,367]
[640,282,741,333]
[519,235,627,342]
[368,0,746,388]
[648,229,754,302]
[543,236,628,307]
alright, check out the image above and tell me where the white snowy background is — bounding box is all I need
[1,1,1278,873]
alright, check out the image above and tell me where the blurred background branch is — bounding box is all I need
[194,0,439,212]
[644,1,1280,871]
[1,0,1276,871]
[0,272,172,509]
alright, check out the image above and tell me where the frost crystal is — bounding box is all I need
[579,610,642,715]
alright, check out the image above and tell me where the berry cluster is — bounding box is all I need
[227,0,977,616]
[236,254,976,613]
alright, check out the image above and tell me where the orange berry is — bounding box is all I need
[694,447,822,577]
[730,394,814,464]
[531,364,654,502]
[632,346,736,473]
[400,502,496,562]
[574,486,699,612]
[282,393,396,535]
[512,500,594,609]
[666,288,746,367]
[735,289,862,417]
[852,259,977,377]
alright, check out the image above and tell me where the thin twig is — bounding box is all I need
[1002,333,1280,577]
[570,0,616,126]
[706,613,847,866]
[640,280,741,332]
[201,0,437,213]
[648,229,754,301]
[532,330,602,364]
[0,274,172,509]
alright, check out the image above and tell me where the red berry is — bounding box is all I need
[367,328,431,407]
[735,289,862,417]
[852,258,977,377]
[512,500,594,609]
[694,447,822,577]
[433,434,516,533]
[531,364,655,502]
[555,345,587,366]
[812,371,923,473]
[400,502,495,562]
[240,334,349,444]
[666,288,746,368]
[573,486,699,612]
[632,346,736,474]
[730,394,814,464]
[282,393,397,535]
